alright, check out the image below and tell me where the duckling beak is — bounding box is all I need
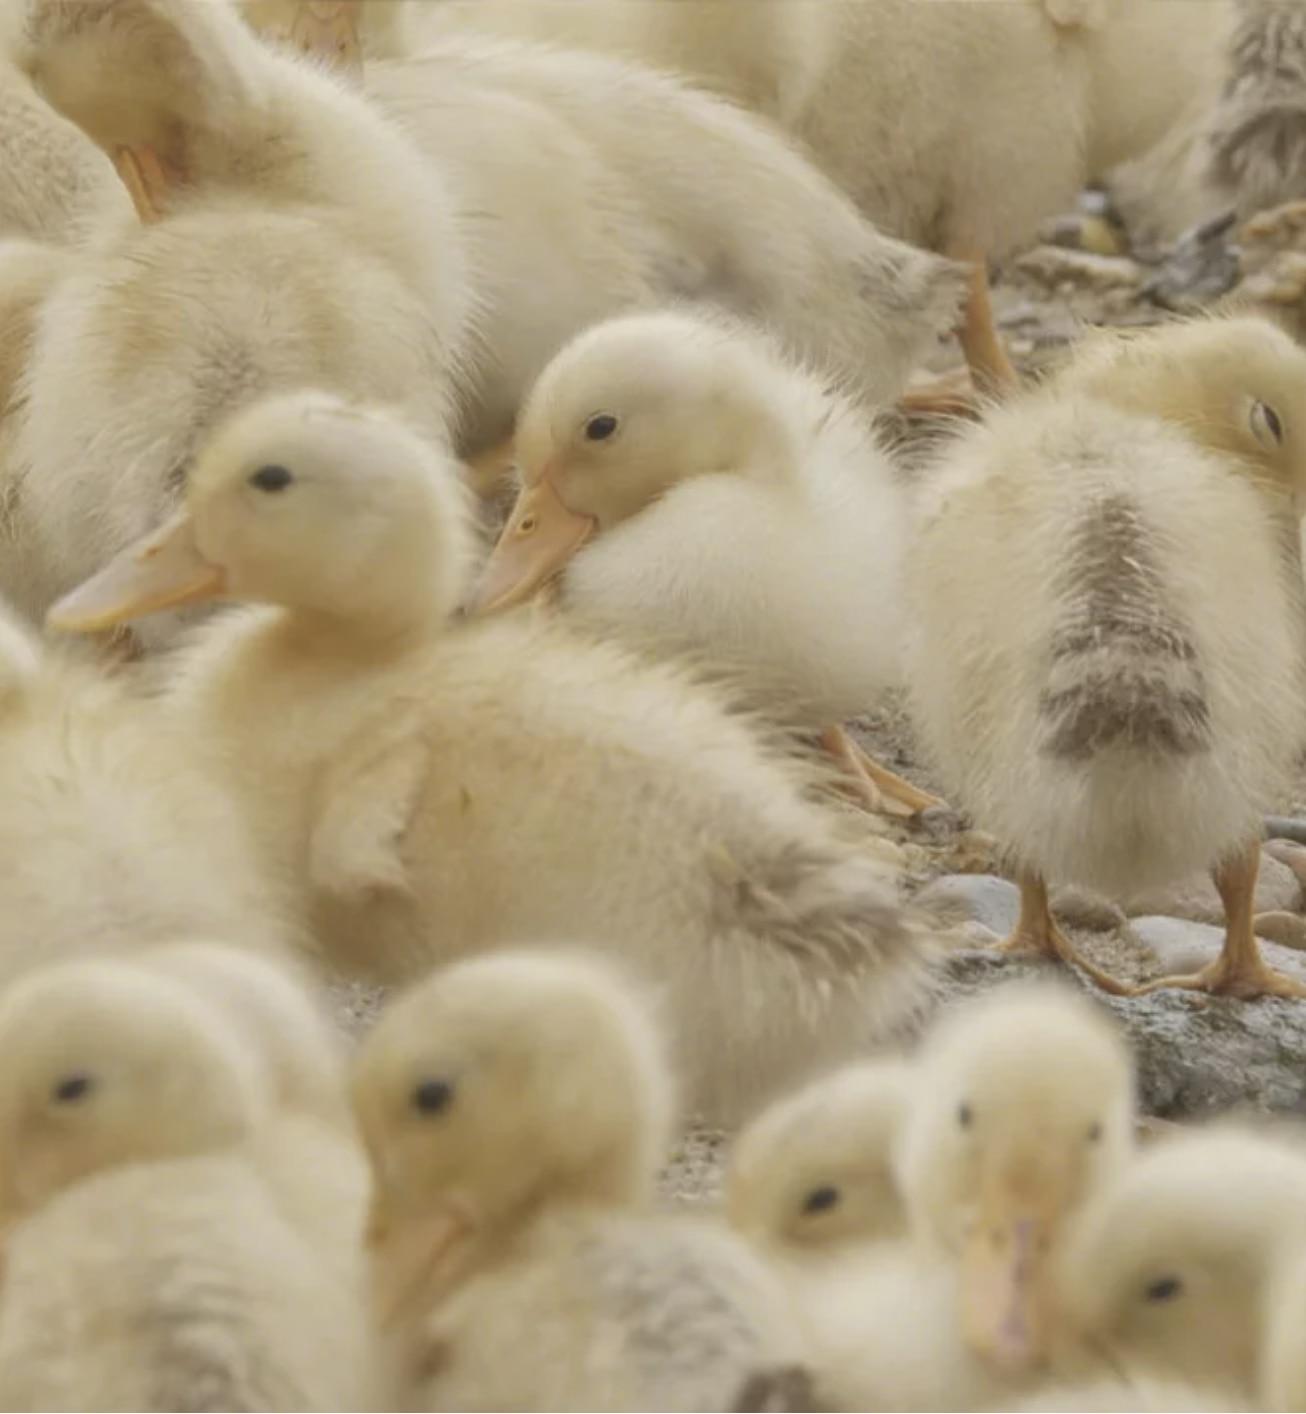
[367,1194,472,1330]
[470,476,596,614]
[286,0,363,72]
[45,512,226,634]
[960,1187,1056,1372]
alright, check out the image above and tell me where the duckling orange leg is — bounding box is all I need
[819,724,946,819]
[995,870,1132,996]
[1132,841,1306,1000]
[898,258,1020,418]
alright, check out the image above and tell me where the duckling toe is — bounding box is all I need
[1132,948,1306,1002]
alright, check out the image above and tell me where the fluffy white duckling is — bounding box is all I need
[353,948,806,1411]
[909,315,1306,999]
[1260,1243,1306,1412]
[0,954,371,1411]
[1056,1128,1306,1404]
[784,983,1135,1411]
[471,309,942,818]
[11,0,960,648]
[726,1058,915,1266]
[0,594,295,980]
[48,390,930,1126]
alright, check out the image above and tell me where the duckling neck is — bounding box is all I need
[278,598,448,654]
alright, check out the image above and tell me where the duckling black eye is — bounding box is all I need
[801,1185,841,1215]
[1250,400,1284,447]
[583,413,619,443]
[411,1078,454,1116]
[248,464,294,494]
[958,1102,973,1129]
[1087,1122,1103,1143]
[52,1073,93,1104]
[1144,1275,1183,1304]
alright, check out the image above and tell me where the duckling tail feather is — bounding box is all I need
[1037,493,1212,762]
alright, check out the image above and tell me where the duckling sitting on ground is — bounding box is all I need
[726,1058,915,1267]
[1056,1128,1306,1405]
[0,953,371,1410]
[47,390,929,1127]
[909,315,1306,999]
[352,949,806,1411]
[736,982,1134,1411]
[471,309,943,819]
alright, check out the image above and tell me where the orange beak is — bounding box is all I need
[470,475,596,614]
[367,1193,472,1330]
[45,511,227,635]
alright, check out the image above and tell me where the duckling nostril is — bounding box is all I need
[517,515,538,536]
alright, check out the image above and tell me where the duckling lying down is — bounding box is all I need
[470,309,944,820]
[909,315,1306,999]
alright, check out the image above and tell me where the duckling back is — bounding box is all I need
[909,390,1306,897]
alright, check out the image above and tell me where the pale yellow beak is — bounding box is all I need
[45,512,226,635]
[287,0,362,72]
[471,476,596,614]
[366,1193,472,1330]
[960,1186,1057,1372]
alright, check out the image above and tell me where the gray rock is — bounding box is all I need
[916,873,1019,937]
[1129,915,1306,982]
[1254,911,1306,952]
[937,951,1306,1119]
[1051,885,1127,933]
[1121,850,1300,923]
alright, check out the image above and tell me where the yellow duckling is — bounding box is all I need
[0,954,371,1409]
[1056,1128,1306,1405]
[48,390,930,1126]
[909,315,1306,998]
[726,1057,914,1264]
[471,308,942,818]
[353,949,805,1411]
[734,984,1130,1414]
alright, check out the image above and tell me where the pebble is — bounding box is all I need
[1252,911,1306,953]
[1128,916,1306,983]
[1121,850,1301,924]
[915,873,1019,936]
[1050,884,1127,933]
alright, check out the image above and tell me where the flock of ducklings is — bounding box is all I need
[5,942,1306,1412]
[0,0,1303,1407]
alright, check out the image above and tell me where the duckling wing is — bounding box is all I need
[310,732,432,899]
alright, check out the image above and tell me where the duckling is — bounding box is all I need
[735,982,1134,1411]
[726,1058,915,1264]
[0,957,268,1221]
[239,0,409,66]
[897,982,1135,1376]
[471,308,943,818]
[0,955,371,1410]
[908,315,1306,999]
[13,0,961,648]
[47,389,931,1126]
[353,948,804,1411]
[0,593,295,981]
[1056,1128,1306,1403]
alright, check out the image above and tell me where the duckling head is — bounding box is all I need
[1057,1129,1306,1397]
[351,949,675,1252]
[1050,315,1306,499]
[726,1059,913,1255]
[0,957,267,1222]
[896,982,1134,1375]
[472,310,803,612]
[45,391,476,639]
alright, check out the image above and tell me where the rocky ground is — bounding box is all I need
[335,192,1306,1209]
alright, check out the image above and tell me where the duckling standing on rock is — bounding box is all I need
[352,949,804,1411]
[471,309,944,819]
[909,316,1306,999]
[47,390,931,1126]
